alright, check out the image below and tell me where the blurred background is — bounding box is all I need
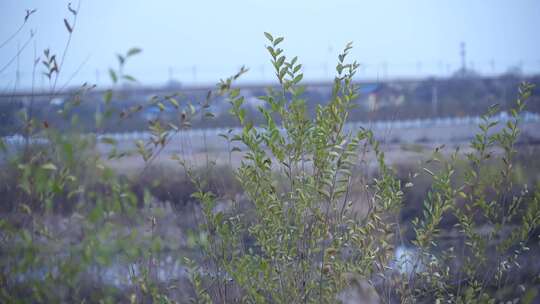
[2,0,540,135]
[1,0,540,89]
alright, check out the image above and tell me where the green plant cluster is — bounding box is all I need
[180,35,540,304]
[0,30,538,304]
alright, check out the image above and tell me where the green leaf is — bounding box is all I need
[62,142,74,163]
[20,204,32,215]
[126,47,142,57]
[158,102,166,111]
[276,56,286,68]
[122,75,137,82]
[41,163,57,171]
[274,37,284,46]
[0,138,6,152]
[101,137,117,145]
[104,89,113,104]
[167,97,179,108]
[108,69,117,83]
[264,32,274,42]
[266,46,275,57]
[63,18,73,33]
[21,229,32,243]
[117,54,125,66]
[292,74,303,84]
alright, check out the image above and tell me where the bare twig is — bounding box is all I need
[0,9,36,49]
[51,0,81,95]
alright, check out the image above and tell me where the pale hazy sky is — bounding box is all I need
[1,0,539,90]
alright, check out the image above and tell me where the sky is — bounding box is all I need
[1,0,539,91]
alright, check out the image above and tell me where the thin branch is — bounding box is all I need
[0,23,25,50]
[23,41,39,158]
[52,0,81,94]
[0,9,36,49]
[0,31,35,75]
[58,53,92,92]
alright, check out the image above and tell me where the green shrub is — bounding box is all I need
[180,35,539,303]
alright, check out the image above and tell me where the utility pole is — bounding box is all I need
[326,44,332,79]
[490,59,495,75]
[382,61,388,80]
[431,84,438,117]
[192,65,197,83]
[361,65,367,77]
[168,67,174,83]
[460,42,466,76]
[416,61,422,76]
